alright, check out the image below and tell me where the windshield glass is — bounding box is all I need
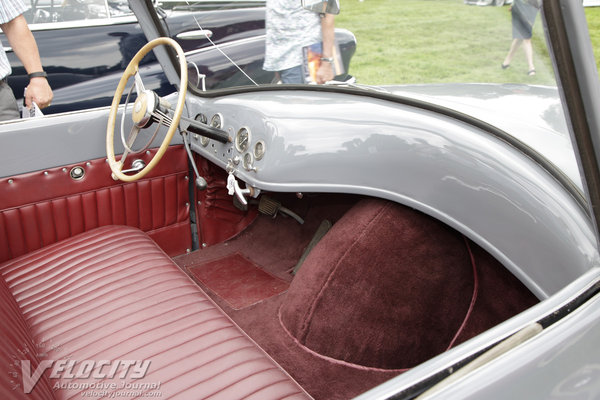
[338,0,552,86]
[183,0,558,90]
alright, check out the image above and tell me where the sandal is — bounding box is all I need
[528,69,536,76]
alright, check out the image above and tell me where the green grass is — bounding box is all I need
[335,0,555,86]
[586,6,600,70]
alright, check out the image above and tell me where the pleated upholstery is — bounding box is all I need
[0,225,310,400]
[0,145,191,263]
[0,276,54,400]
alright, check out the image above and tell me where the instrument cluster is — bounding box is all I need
[189,112,267,173]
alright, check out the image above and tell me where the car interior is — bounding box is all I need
[2,1,598,399]
[0,142,540,399]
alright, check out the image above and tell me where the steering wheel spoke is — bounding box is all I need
[106,37,188,182]
[127,125,141,147]
[153,107,174,128]
[134,71,146,95]
[120,124,141,153]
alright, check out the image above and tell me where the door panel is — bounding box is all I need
[0,145,191,263]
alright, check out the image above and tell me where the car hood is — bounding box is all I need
[385,83,582,191]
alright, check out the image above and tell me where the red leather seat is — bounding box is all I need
[0,225,310,400]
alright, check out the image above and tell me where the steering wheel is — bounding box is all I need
[106,37,188,182]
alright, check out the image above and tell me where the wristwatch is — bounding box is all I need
[320,57,334,63]
[28,71,47,79]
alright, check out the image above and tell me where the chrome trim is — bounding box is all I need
[184,35,266,58]
[27,15,138,32]
[69,166,85,180]
[177,29,213,40]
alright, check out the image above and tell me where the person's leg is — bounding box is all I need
[523,38,535,74]
[503,38,523,68]
[0,81,20,121]
[279,65,304,84]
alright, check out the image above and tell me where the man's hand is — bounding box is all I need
[316,62,334,84]
[25,77,53,109]
[2,15,53,108]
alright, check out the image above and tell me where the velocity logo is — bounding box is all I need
[20,359,152,393]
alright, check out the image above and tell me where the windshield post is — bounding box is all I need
[128,0,181,89]
[543,0,600,244]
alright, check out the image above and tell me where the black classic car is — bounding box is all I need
[1,0,356,114]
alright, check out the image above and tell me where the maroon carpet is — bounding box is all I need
[175,195,539,400]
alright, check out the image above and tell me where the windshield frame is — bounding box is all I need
[544,0,600,245]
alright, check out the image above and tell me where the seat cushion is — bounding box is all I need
[0,276,54,400]
[0,225,309,400]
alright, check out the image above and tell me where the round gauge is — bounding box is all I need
[254,140,266,160]
[210,113,223,129]
[195,113,208,125]
[243,152,254,171]
[195,114,210,146]
[235,127,251,153]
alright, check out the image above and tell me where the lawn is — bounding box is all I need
[586,6,600,68]
[334,0,576,86]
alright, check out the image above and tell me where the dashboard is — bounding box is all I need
[189,111,267,173]
[186,101,272,182]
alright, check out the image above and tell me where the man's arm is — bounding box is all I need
[316,13,335,84]
[1,14,52,109]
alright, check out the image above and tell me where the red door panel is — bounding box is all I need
[0,145,191,262]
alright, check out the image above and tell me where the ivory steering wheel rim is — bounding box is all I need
[106,37,188,182]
